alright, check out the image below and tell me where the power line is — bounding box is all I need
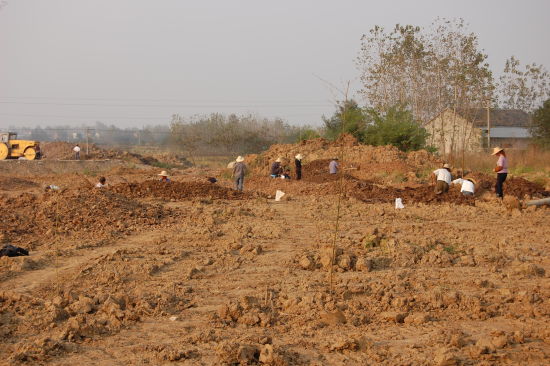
[0,96,333,106]
[0,101,330,108]
[0,112,324,119]
[0,113,170,120]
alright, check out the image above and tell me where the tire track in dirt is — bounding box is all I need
[45,200,324,365]
[0,230,166,295]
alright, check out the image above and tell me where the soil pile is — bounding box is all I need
[352,180,475,205]
[302,159,340,183]
[41,142,114,160]
[111,180,253,200]
[40,142,171,166]
[0,189,168,246]
[246,134,439,181]
[468,173,549,199]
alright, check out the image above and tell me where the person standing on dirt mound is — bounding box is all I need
[270,158,283,178]
[295,154,303,180]
[233,156,247,191]
[432,163,452,194]
[492,147,508,199]
[329,158,339,174]
[73,144,81,160]
[158,171,171,182]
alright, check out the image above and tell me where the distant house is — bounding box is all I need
[426,108,532,154]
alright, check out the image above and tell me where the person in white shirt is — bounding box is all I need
[432,163,452,194]
[95,177,107,188]
[451,177,476,196]
[73,144,81,160]
[44,184,60,192]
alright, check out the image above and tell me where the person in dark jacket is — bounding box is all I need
[0,244,29,257]
[294,154,303,180]
[270,158,283,178]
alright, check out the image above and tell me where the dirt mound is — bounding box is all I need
[40,142,177,167]
[0,189,168,247]
[352,180,476,205]
[302,159,340,183]
[351,173,548,205]
[246,135,439,182]
[111,180,254,200]
[41,142,111,160]
[468,173,549,199]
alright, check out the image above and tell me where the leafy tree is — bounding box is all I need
[296,128,321,142]
[531,99,550,148]
[322,100,367,140]
[357,19,494,126]
[363,105,429,151]
[357,18,494,159]
[499,56,550,113]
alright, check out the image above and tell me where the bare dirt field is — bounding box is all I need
[1,142,549,365]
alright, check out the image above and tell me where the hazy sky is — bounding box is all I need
[1,0,549,128]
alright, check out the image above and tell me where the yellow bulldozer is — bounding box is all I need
[0,132,41,160]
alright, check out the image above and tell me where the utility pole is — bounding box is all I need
[86,128,90,156]
[487,103,491,149]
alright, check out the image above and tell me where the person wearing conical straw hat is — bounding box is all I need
[451,176,476,196]
[158,170,171,182]
[492,147,508,199]
[233,156,247,191]
[432,163,452,194]
[294,154,303,180]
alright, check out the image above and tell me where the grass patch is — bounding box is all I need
[443,245,456,254]
[511,166,536,175]
[82,168,97,177]
[389,172,406,183]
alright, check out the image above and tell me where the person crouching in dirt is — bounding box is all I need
[95,177,107,188]
[329,158,339,174]
[451,177,476,197]
[295,154,303,180]
[233,156,247,191]
[281,168,291,180]
[432,163,452,194]
[44,184,60,192]
[491,147,508,199]
[158,171,171,182]
[270,158,283,178]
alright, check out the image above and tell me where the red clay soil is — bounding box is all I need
[302,159,340,183]
[351,174,549,205]
[351,180,476,206]
[0,177,39,191]
[246,135,439,179]
[468,172,549,199]
[0,189,169,247]
[110,180,255,201]
[40,142,177,167]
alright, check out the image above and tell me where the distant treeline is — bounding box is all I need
[8,114,320,155]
